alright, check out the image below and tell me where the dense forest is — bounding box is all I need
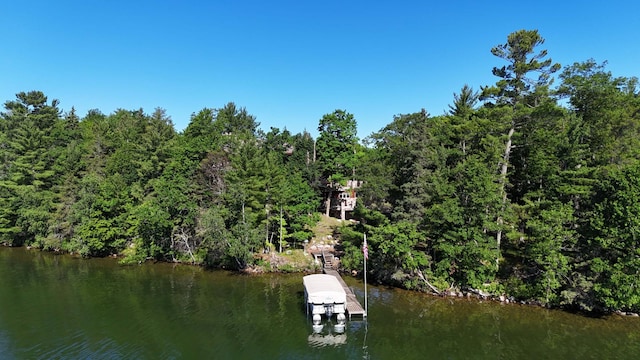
[2,30,640,313]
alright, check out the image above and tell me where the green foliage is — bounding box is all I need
[3,29,640,313]
[516,202,576,305]
[587,165,640,311]
[0,91,62,245]
[482,29,561,107]
[448,84,479,117]
[356,144,395,214]
[69,173,133,256]
[281,172,320,243]
[316,109,358,182]
[558,59,640,167]
[369,109,433,222]
[336,225,366,271]
[371,221,428,271]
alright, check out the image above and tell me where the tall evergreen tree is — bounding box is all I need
[369,109,432,222]
[0,91,62,245]
[481,29,561,267]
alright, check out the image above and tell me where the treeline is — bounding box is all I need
[345,30,640,313]
[2,29,640,313]
[0,95,326,269]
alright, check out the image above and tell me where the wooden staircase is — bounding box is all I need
[322,251,335,270]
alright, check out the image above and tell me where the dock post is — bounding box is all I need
[363,234,368,317]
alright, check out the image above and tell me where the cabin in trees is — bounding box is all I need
[324,180,362,220]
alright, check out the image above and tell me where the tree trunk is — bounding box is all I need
[325,190,332,217]
[496,125,515,268]
[265,204,269,253]
[279,206,283,253]
[416,268,441,295]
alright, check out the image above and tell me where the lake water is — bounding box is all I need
[1,247,640,359]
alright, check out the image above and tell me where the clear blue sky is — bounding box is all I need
[2,0,638,139]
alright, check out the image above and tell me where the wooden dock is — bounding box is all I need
[323,269,367,319]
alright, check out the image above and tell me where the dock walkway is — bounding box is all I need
[323,269,367,319]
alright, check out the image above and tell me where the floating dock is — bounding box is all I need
[323,269,367,319]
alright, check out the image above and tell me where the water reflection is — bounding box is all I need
[3,248,640,359]
[308,319,348,348]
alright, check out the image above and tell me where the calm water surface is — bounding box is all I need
[1,247,640,359]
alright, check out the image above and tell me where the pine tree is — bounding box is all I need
[481,29,561,267]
